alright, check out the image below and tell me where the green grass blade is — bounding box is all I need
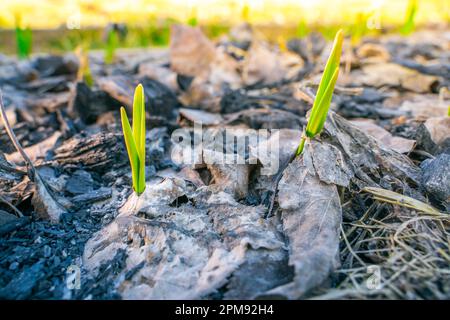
[305,29,343,138]
[296,29,343,157]
[313,29,343,107]
[120,107,140,193]
[132,84,144,154]
[131,84,146,194]
[138,84,146,194]
[306,67,340,137]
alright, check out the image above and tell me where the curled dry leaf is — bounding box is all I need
[424,116,450,146]
[350,119,415,153]
[263,155,342,299]
[83,178,291,299]
[356,43,391,63]
[359,63,439,93]
[170,24,217,77]
[399,95,448,119]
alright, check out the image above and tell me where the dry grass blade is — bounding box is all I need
[363,187,442,216]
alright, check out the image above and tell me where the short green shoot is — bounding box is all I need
[15,15,32,59]
[120,84,146,195]
[400,0,417,35]
[296,29,343,156]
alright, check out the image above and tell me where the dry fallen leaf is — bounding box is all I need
[356,43,391,63]
[350,119,415,153]
[242,42,284,85]
[424,116,450,145]
[169,24,217,77]
[399,95,448,119]
[359,63,439,93]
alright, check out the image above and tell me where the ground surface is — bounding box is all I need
[0,24,449,299]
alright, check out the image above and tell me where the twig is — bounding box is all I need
[0,91,36,181]
[0,194,24,217]
[0,89,64,218]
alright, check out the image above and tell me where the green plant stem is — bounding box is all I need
[296,136,306,156]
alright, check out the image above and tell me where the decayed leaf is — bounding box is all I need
[31,174,65,222]
[356,43,390,63]
[350,119,416,153]
[424,117,450,145]
[317,111,421,189]
[138,64,178,92]
[83,179,290,299]
[179,107,224,126]
[208,48,243,89]
[263,155,342,299]
[1,92,64,222]
[399,95,448,119]
[242,42,284,86]
[359,63,439,93]
[5,131,61,165]
[170,24,217,77]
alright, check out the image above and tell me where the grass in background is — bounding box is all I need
[400,0,418,35]
[187,8,198,27]
[105,28,119,64]
[15,15,32,59]
[350,12,369,45]
[296,19,310,38]
[75,44,93,87]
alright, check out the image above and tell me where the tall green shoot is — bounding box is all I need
[120,84,146,195]
[296,29,343,156]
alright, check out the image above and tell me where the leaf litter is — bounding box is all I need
[0,23,448,299]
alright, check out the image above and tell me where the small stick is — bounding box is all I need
[0,90,62,214]
[0,91,36,181]
[0,194,24,217]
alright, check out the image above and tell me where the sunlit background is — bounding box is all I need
[0,0,448,29]
[0,0,448,54]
